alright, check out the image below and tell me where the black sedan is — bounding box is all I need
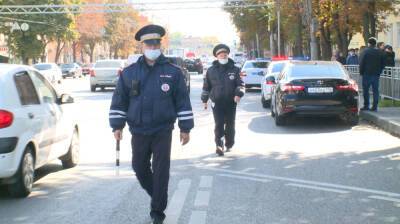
[270,61,359,126]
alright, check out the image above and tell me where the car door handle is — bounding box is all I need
[28,113,34,119]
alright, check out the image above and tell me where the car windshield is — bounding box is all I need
[289,64,346,78]
[34,64,52,70]
[271,63,285,73]
[61,64,74,68]
[244,61,269,69]
[95,61,122,68]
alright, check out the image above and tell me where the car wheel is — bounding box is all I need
[90,85,96,92]
[275,114,287,126]
[342,112,359,126]
[261,95,270,108]
[8,147,35,198]
[100,87,105,91]
[270,102,276,117]
[58,79,62,84]
[60,129,80,169]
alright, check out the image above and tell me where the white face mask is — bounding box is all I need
[218,58,229,65]
[144,49,161,61]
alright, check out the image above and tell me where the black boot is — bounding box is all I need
[216,146,224,156]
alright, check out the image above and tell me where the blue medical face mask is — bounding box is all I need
[144,49,161,61]
[218,58,229,65]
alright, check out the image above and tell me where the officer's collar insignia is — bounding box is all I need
[161,83,170,92]
[160,74,172,78]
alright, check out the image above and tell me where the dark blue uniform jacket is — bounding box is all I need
[109,55,194,135]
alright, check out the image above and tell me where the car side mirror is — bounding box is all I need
[58,94,74,104]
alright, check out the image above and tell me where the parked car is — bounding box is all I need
[241,59,270,91]
[166,55,191,93]
[60,63,82,79]
[270,61,359,126]
[81,63,94,76]
[233,52,246,67]
[184,58,203,74]
[0,64,79,197]
[127,54,142,66]
[261,61,288,108]
[90,59,125,92]
[33,63,62,84]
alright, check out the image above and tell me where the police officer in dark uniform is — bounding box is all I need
[201,44,244,156]
[109,24,194,224]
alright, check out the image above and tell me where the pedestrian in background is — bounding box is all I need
[346,48,359,65]
[378,42,386,51]
[332,50,346,65]
[201,44,244,156]
[109,24,194,224]
[384,45,395,67]
[359,37,386,112]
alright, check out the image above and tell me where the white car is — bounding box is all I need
[0,64,79,197]
[261,61,288,108]
[241,59,270,91]
[33,63,62,84]
[90,59,126,92]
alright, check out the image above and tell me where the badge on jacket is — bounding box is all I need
[161,83,170,92]
[229,75,235,80]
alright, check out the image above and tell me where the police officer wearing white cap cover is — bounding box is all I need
[201,44,244,156]
[109,24,194,224]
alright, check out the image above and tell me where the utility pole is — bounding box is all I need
[306,0,318,60]
[256,33,260,58]
[277,0,281,56]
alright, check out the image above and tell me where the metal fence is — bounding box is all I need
[344,65,400,101]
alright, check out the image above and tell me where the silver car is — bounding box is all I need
[90,59,126,92]
[261,61,288,108]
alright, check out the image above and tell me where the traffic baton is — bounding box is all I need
[116,139,120,176]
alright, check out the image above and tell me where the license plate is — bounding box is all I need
[307,87,333,93]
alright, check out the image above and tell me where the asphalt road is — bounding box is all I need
[1,74,400,224]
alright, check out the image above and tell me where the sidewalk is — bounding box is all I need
[361,107,400,137]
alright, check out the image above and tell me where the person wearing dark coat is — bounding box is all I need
[346,48,359,65]
[359,37,386,112]
[384,45,395,67]
[109,24,194,224]
[201,44,245,156]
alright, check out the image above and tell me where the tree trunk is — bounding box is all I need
[319,21,332,61]
[72,41,78,63]
[89,42,96,63]
[55,38,65,63]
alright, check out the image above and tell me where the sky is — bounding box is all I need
[129,0,240,46]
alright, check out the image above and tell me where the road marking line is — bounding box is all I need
[188,211,207,224]
[368,195,400,203]
[165,179,191,224]
[199,176,213,189]
[198,166,400,198]
[217,174,271,183]
[194,191,211,207]
[240,168,255,173]
[286,183,350,194]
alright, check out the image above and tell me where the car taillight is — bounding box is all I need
[266,80,274,85]
[0,110,13,129]
[336,81,358,92]
[90,69,95,77]
[240,71,247,77]
[282,84,305,92]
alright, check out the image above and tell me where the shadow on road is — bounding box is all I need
[248,115,354,134]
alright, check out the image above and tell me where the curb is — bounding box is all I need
[360,111,400,137]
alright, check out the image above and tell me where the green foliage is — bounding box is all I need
[0,0,79,63]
